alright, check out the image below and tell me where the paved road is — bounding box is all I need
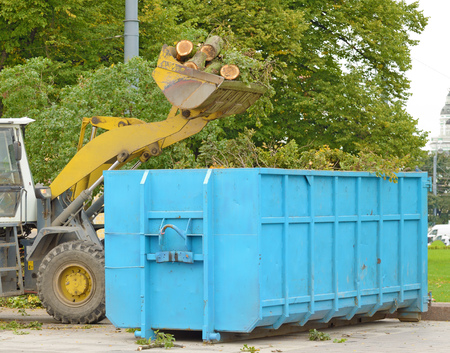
[1,308,450,353]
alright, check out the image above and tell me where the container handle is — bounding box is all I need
[160,224,186,240]
[159,223,192,251]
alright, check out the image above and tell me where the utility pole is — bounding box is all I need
[433,142,444,219]
[124,0,139,62]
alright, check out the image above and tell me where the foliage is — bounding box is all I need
[135,338,148,345]
[0,0,429,185]
[0,0,208,84]
[298,146,412,182]
[0,320,42,335]
[139,0,209,61]
[0,56,169,184]
[284,0,428,159]
[240,344,260,353]
[220,46,274,87]
[143,140,197,171]
[427,194,450,226]
[333,338,347,343]
[428,249,450,302]
[168,0,428,161]
[0,57,59,118]
[0,0,127,86]
[218,41,277,121]
[0,295,42,309]
[309,329,331,341]
[418,152,450,225]
[154,330,176,349]
[197,129,263,168]
[196,129,412,181]
[136,330,176,349]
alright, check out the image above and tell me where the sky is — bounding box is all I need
[405,1,450,148]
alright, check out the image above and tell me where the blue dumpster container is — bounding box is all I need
[104,168,429,341]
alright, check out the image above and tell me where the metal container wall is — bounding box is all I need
[104,169,429,341]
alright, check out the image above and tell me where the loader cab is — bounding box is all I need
[0,118,37,224]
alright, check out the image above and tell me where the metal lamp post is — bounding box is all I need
[124,0,139,62]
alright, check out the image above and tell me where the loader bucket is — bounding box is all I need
[152,45,266,118]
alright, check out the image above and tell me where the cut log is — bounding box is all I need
[175,40,194,61]
[184,50,207,71]
[204,61,223,75]
[200,35,224,61]
[220,64,240,80]
[183,61,197,70]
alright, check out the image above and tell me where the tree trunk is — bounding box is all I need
[220,64,240,80]
[0,50,8,72]
[184,51,207,70]
[200,35,224,61]
[204,61,223,75]
[175,40,194,61]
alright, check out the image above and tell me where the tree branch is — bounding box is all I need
[309,19,381,71]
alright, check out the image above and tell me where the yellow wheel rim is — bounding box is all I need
[55,264,95,307]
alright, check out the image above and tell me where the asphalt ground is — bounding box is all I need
[1,307,450,353]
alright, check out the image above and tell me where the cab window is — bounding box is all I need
[0,128,23,217]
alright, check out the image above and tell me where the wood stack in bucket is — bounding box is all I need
[173,36,240,81]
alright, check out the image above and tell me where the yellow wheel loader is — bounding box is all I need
[0,45,265,323]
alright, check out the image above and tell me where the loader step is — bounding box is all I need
[0,226,24,296]
[0,242,17,248]
[0,290,25,297]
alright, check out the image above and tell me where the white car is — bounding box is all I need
[428,224,450,246]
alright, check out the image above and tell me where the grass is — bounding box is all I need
[428,245,450,302]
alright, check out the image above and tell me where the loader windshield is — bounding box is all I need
[0,128,23,217]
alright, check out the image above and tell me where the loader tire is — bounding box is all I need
[37,240,106,324]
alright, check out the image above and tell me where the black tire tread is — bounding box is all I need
[37,240,106,324]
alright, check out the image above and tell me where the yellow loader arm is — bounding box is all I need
[67,116,147,198]
[49,45,266,200]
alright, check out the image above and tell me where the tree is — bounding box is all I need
[0,0,430,184]
[0,57,179,183]
[0,0,211,182]
[0,0,208,81]
[139,0,209,61]
[420,152,450,225]
[166,0,428,161]
[0,0,125,72]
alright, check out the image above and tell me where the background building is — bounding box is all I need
[430,90,450,152]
